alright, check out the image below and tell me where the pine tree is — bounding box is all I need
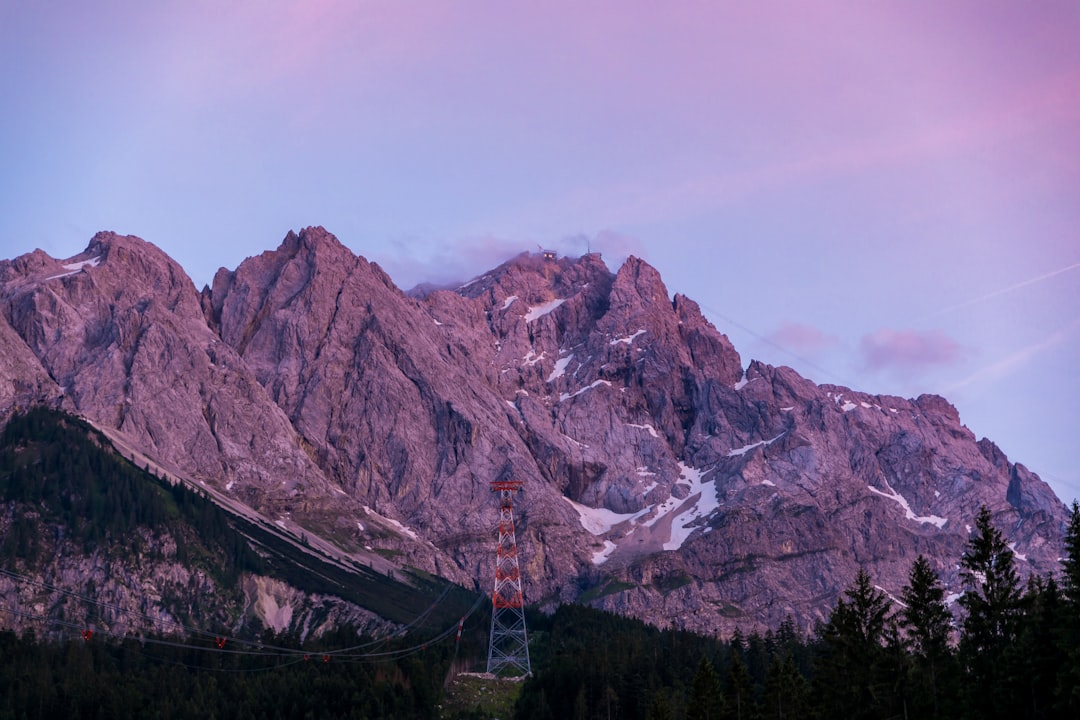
[899,554,954,718]
[958,505,1024,719]
[1016,574,1065,719]
[761,653,810,720]
[688,656,725,720]
[1057,501,1080,715]
[811,568,893,720]
[722,650,755,720]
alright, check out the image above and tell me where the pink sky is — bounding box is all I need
[2,0,1078,500]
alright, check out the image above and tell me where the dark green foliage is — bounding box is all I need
[514,604,733,720]
[958,505,1024,719]
[0,408,479,631]
[760,652,810,720]
[811,568,897,720]
[0,628,457,720]
[899,554,956,718]
[1016,575,1066,719]
[721,651,754,720]
[1058,501,1080,715]
[0,408,264,585]
[687,657,724,720]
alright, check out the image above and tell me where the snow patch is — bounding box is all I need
[867,481,948,528]
[592,540,618,565]
[563,497,638,536]
[627,423,659,438]
[662,463,719,551]
[547,354,574,382]
[63,256,102,271]
[433,318,444,326]
[559,379,611,402]
[49,256,103,279]
[566,463,722,557]
[876,585,909,608]
[727,432,786,457]
[522,350,546,366]
[501,295,518,310]
[841,401,858,412]
[525,298,566,322]
[610,329,646,346]
[636,466,657,477]
[1008,542,1028,562]
[734,372,749,390]
[363,505,418,540]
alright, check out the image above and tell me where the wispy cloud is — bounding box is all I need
[860,328,964,375]
[767,322,841,357]
[375,230,647,290]
[375,235,525,290]
[943,315,1080,394]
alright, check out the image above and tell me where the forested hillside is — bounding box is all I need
[0,408,477,638]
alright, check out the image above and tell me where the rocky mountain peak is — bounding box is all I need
[1,228,1070,637]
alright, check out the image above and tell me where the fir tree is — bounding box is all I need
[899,554,954,718]
[958,505,1024,719]
[1057,501,1080,716]
[811,568,893,720]
[722,650,755,720]
[688,656,725,720]
[760,653,810,720]
[1016,575,1065,719]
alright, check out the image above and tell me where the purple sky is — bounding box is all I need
[2,1,1078,502]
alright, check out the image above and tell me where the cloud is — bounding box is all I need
[767,323,840,357]
[859,328,964,374]
[374,229,650,291]
[944,315,1080,394]
[374,235,526,290]
[577,230,649,272]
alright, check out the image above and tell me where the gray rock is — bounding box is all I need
[1,229,1068,636]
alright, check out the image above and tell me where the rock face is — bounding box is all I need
[0,228,1069,635]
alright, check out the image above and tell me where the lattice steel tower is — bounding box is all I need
[486,480,531,676]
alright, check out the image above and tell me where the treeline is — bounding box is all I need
[516,503,1080,720]
[0,626,455,720]
[0,407,265,586]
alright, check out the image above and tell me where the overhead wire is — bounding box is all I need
[0,564,489,669]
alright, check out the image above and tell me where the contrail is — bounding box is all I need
[941,314,1080,394]
[922,261,1080,320]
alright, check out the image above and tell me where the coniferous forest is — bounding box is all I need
[1,408,1080,719]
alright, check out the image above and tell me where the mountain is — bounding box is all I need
[0,408,481,639]
[0,227,1068,635]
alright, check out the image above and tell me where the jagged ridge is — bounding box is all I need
[0,227,1067,635]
